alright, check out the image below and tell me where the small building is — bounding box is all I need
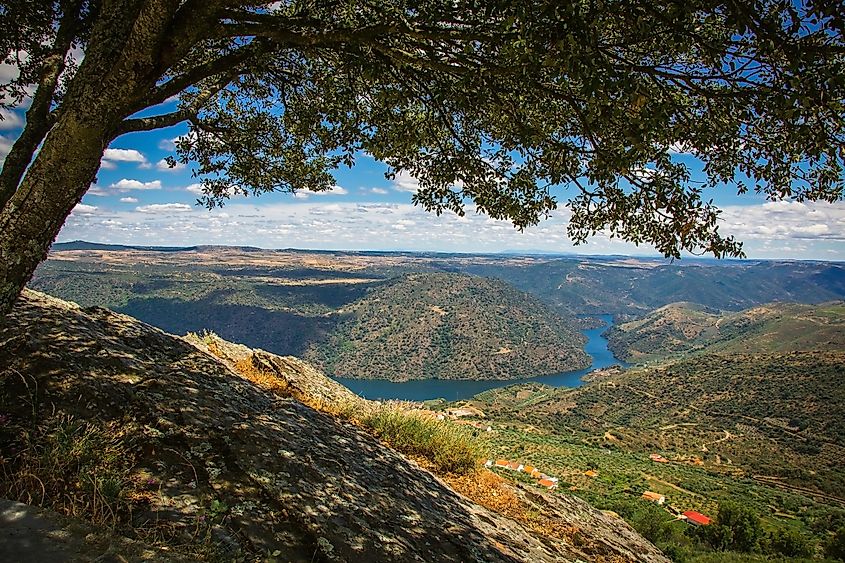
[641,491,665,505]
[584,469,599,478]
[522,465,535,475]
[529,469,542,478]
[537,478,557,489]
[494,459,509,468]
[683,511,711,526]
[507,461,523,471]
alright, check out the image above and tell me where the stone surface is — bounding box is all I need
[0,290,669,562]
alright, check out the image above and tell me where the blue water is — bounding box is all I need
[332,314,624,402]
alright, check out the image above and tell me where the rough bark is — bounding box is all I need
[0,0,84,209]
[0,0,184,316]
[0,108,111,316]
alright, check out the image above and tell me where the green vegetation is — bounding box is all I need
[33,257,590,381]
[700,501,764,553]
[464,259,845,316]
[306,272,588,380]
[827,527,845,561]
[456,298,845,560]
[607,301,845,362]
[359,405,486,475]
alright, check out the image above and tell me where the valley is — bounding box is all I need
[21,243,845,561]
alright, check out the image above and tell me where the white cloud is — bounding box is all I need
[719,200,845,242]
[0,135,13,163]
[156,158,186,171]
[102,148,149,169]
[119,197,138,203]
[104,148,147,163]
[136,203,193,214]
[667,142,694,155]
[158,133,196,151]
[185,183,204,194]
[0,109,23,130]
[391,171,420,193]
[72,204,98,214]
[108,178,161,191]
[54,198,845,261]
[310,185,348,196]
[367,187,388,194]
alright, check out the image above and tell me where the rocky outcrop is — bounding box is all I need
[0,290,668,562]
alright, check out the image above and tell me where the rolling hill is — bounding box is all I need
[304,272,590,380]
[606,301,845,361]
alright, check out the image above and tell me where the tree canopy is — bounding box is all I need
[0,0,844,313]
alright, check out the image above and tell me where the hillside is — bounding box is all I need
[304,273,589,381]
[607,301,845,361]
[33,245,845,324]
[465,351,845,497]
[453,349,845,560]
[0,290,667,562]
[32,252,590,381]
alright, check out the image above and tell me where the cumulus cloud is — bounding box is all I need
[719,200,845,242]
[136,203,193,214]
[391,171,421,193]
[185,183,204,194]
[72,203,98,214]
[102,148,149,169]
[158,133,196,151]
[0,109,23,130]
[109,178,162,191]
[55,199,845,261]
[119,197,138,203]
[310,185,348,195]
[156,158,186,171]
[366,187,389,194]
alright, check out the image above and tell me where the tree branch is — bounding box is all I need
[136,40,269,111]
[115,74,234,136]
[0,0,83,209]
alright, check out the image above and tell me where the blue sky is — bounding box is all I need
[2,93,844,260]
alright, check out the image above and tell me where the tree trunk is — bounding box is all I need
[0,108,111,315]
[0,0,184,317]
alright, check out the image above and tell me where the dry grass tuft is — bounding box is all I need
[0,415,137,528]
[444,469,582,546]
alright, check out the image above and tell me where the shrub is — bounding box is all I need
[699,501,763,553]
[360,405,485,475]
[765,527,813,558]
[827,527,845,561]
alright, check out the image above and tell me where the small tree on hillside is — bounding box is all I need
[0,1,843,315]
[828,526,845,561]
[700,500,763,553]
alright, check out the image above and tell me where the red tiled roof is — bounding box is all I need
[683,511,711,526]
[538,478,557,489]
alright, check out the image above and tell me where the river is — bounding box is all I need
[332,314,624,402]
